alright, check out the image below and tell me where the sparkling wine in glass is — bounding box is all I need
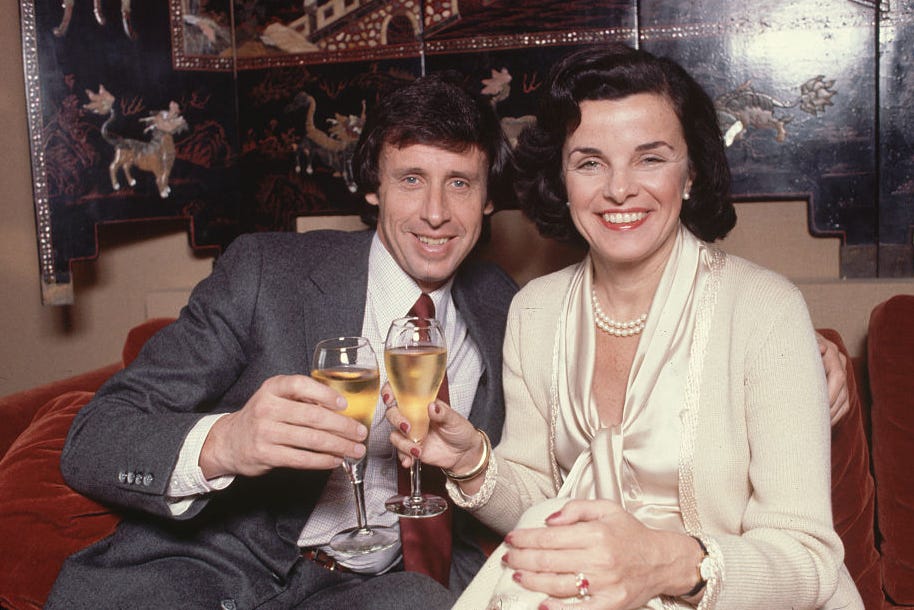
[312,336,398,554]
[383,317,448,518]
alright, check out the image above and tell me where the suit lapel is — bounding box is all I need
[300,231,373,358]
[274,231,373,555]
[453,275,502,441]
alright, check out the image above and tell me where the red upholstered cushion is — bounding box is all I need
[818,328,882,610]
[868,295,914,605]
[0,363,120,461]
[0,391,119,610]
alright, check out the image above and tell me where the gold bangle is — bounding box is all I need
[443,429,491,481]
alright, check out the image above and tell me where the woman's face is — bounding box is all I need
[563,94,692,272]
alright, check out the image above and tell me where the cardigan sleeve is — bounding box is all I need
[458,277,564,534]
[698,274,845,609]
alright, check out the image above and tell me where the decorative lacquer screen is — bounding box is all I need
[19,0,910,303]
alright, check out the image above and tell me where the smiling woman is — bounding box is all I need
[563,95,692,317]
[395,44,864,610]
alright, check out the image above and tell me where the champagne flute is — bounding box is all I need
[383,317,448,518]
[311,336,398,555]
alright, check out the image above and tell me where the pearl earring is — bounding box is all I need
[566,201,571,207]
[683,191,690,200]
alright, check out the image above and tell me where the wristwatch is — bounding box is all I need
[685,536,712,597]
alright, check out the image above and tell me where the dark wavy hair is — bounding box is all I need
[514,44,735,244]
[353,71,515,227]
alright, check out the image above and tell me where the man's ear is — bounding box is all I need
[365,193,379,206]
[483,200,494,215]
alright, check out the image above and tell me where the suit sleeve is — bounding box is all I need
[60,235,265,519]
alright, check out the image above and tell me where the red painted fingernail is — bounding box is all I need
[400,422,409,433]
[512,571,522,583]
[538,605,549,610]
[410,447,420,458]
[546,510,562,521]
[501,552,509,563]
[434,404,441,414]
[504,533,513,545]
[382,392,390,403]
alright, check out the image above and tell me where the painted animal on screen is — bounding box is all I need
[84,85,188,199]
[287,92,365,193]
[481,67,536,148]
[54,0,135,38]
[715,75,836,146]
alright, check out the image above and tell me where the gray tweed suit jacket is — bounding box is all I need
[50,229,517,608]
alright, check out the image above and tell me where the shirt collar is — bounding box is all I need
[367,232,454,328]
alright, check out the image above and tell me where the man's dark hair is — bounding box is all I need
[353,71,515,226]
[514,44,735,245]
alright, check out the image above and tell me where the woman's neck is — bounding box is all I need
[590,250,670,321]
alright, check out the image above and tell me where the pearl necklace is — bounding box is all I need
[591,287,647,337]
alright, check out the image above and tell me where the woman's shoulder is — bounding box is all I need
[512,262,582,308]
[718,250,800,292]
[715,248,808,318]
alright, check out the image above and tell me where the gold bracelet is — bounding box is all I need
[443,429,491,481]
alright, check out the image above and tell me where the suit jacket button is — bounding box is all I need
[126,472,135,484]
[118,471,128,483]
[142,473,154,486]
[220,599,236,610]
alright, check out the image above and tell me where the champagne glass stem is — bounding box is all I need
[409,459,423,502]
[343,456,370,531]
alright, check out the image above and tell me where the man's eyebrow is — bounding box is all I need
[447,169,479,180]
[391,166,427,175]
[387,166,480,180]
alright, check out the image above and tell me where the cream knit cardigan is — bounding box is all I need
[459,251,861,609]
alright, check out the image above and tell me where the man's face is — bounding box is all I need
[366,142,494,292]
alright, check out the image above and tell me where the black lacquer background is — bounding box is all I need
[20,0,909,303]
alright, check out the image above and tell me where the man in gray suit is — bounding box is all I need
[47,73,517,609]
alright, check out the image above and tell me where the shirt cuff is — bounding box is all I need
[166,413,234,515]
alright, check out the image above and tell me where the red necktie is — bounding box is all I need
[398,293,453,586]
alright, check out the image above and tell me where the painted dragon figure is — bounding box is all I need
[289,92,365,193]
[54,0,134,38]
[84,85,188,199]
[715,75,837,146]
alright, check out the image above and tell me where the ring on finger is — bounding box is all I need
[575,572,590,599]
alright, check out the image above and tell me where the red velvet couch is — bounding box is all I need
[1,297,912,609]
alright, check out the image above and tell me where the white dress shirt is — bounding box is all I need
[165,232,484,573]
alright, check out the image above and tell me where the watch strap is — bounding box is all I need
[684,536,709,597]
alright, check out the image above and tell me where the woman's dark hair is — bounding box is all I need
[514,44,735,244]
[353,71,515,226]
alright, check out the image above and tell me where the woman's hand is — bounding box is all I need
[503,499,702,609]
[382,382,481,473]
